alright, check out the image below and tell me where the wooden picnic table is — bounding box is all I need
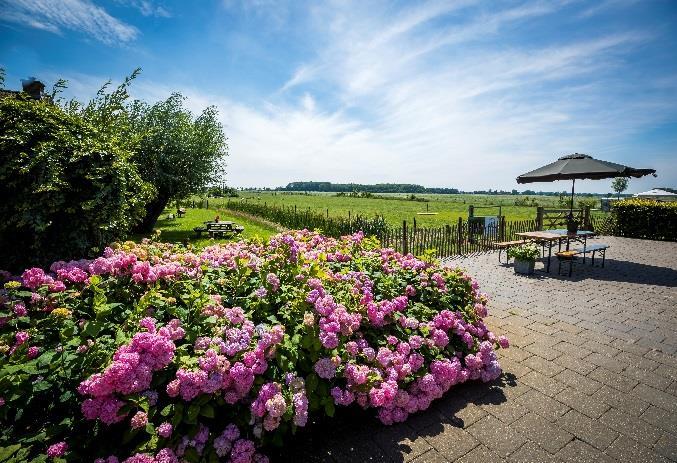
[515,229,594,272]
[194,221,244,238]
[204,221,234,225]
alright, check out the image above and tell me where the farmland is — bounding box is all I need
[206,191,605,227]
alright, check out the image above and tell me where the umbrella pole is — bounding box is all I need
[570,179,575,216]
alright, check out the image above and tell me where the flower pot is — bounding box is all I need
[566,218,579,234]
[514,259,535,275]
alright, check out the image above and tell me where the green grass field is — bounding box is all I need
[207,192,605,227]
[140,208,279,247]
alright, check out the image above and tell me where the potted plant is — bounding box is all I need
[507,243,540,275]
[566,213,579,234]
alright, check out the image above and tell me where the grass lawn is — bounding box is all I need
[143,207,279,247]
[206,192,607,227]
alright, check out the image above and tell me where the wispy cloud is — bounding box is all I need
[0,0,138,44]
[32,1,677,192]
[257,1,672,191]
[119,0,171,18]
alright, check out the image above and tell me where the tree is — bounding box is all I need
[611,177,629,199]
[0,94,152,271]
[128,93,228,232]
[73,70,228,233]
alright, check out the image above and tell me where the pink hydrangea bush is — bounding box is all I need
[0,231,507,461]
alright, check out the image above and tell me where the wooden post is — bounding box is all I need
[426,203,429,212]
[413,217,417,230]
[583,206,591,230]
[327,208,329,218]
[468,205,474,219]
[500,216,506,241]
[402,220,408,255]
[536,206,544,230]
[206,199,209,209]
[457,217,463,254]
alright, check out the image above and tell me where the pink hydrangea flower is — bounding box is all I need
[130,411,148,429]
[47,441,67,458]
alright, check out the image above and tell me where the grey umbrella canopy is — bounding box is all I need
[516,153,656,183]
[516,153,656,218]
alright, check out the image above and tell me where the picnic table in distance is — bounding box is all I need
[193,220,244,238]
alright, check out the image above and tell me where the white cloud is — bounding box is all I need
[0,0,139,44]
[120,0,171,18]
[37,1,677,192]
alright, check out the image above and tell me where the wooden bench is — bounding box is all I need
[193,226,208,237]
[556,243,609,276]
[555,250,578,277]
[572,244,609,267]
[493,239,529,263]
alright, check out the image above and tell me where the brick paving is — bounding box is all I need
[283,236,677,462]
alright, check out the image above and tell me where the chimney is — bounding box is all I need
[21,77,45,100]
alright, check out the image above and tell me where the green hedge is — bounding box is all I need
[224,200,389,238]
[610,199,677,241]
[0,95,152,271]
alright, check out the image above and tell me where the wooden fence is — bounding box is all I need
[377,218,537,258]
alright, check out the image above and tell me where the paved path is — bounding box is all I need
[286,236,677,462]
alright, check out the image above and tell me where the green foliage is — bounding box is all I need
[208,191,606,227]
[0,232,498,461]
[129,94,227,201]
[576,197,598,209]
[0,95,153,271]
[67,70,228,233]
[611,177,629,198]
[513,196,539,207]
[225,200,389,238]
[507,243,541,261]
[125,93,228,232]
[610,198,677,241]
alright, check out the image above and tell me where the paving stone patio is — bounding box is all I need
[284,236,677,462]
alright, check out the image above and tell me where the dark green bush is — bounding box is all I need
[0,95,153,271]
[611,198,677,241]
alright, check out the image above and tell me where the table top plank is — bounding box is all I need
[515,230,594,241]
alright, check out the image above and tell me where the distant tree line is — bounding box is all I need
[280,182,460,194]
[275,182,607,196]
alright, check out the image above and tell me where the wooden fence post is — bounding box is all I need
[468,205,474,219]
[536,207,544,230]
[402,221,408,255]
[583,206,591,230]
[500,216,506,241]
[457,217,463,254]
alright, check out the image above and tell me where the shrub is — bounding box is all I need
[225,200,389,238]
[612,198,677,241]
[0,231,508,462]
[0,95,153,272]
[507,243,540,261]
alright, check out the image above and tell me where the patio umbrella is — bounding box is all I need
[516,153,656,217]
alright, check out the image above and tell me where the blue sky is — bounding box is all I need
[1,0,676,193]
